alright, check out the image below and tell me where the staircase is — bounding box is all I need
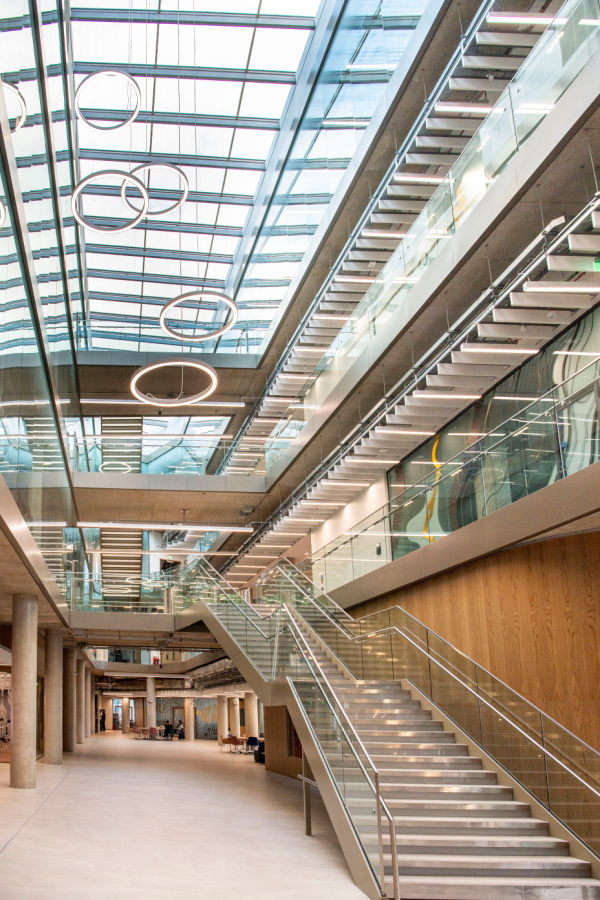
[178,559,600,899]
[303,630,598,899]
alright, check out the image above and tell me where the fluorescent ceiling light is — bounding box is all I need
[336,274,376,284]
[302,500,344,506]
[361,229,406,239]
[346,457,397,464]
[77,521,253,533]
[486,12,566,24]
[580,18,600,26]
[257,543,290,548]
[345,531,448,537]
[263,397,297,404]
[274,532,306,536]
[313,314,350,322]
[394,173,445,185]
[323,481,370,487]
[295,347,327,354]
[461,344,539,355]
[277,374,309,381]
[324,118,369,127]
[27,521,67,527]
[435,101,494,115]
[286,517,324,523]
[81,398,245,408]
[553,350,600,356]
[416,392,481,400]
[379,429,435,436]
[523,280,600,293]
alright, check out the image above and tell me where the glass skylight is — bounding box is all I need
[58,0,426,354]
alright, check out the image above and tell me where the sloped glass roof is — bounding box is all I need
[66,0,426,354]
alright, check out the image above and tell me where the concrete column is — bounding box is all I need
[84,668,91,739]
[44,630,63,764]
[146,677,156,728]
[102,695,113,730]
[244,691,259,740]
[89,675,95,735]
[184,696,195,741]
[122,697,130,734]
[10,593,38,789]
[228,696,240,738]
[76,659,85,744]
[217,695,228,744]
[63,646,77,751]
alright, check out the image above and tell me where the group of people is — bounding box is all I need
[163,718,184,740]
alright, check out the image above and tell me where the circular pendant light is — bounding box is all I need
[74,70,141,131]
[99,461,132,473]
[130,359,218,407]
[159,290,238,343]
[2,82,27,133]
[71,169,149,233]
[121,163,189,217]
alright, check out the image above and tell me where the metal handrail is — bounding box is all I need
[293,607,600,830]
[275,560,600,766]
[310,357,600,566]
[283,610,399,899]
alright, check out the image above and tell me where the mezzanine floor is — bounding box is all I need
[0,732,366,899]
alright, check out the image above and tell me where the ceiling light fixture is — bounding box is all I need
[130,359,218,407]
[486,12,566,25]
[98,461,132,473]
[361,229,407,239]
[435,101,495,115]
[77,521,253,533]
[159,290,238,343]
[74,70,141,130]
[394,173,445,185]
[523,280,600,293]
[121,162,188,217]
[71,169,149,233]
[2,81,27,132]
[461,344,539,355]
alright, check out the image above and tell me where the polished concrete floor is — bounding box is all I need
[0,732,367,899]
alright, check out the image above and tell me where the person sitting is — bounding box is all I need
[175,719,185,740]
[163,719,174,740]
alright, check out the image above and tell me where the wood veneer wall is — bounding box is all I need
[263,705,303,779]
[352,532,600,750]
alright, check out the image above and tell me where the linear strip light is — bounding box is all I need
[394,174,445,185]
[361,229,407,239]
[322,481,370,487]
[486,12,566,24]
[553,350,600,356]
[346,457,398,464]
[435,101,495,115]
[379,429,436,436]
[77,521,253,533]
[81,398,246,408]
[522,280,600,293]
[415,392,482,400]
[461,345,539,355]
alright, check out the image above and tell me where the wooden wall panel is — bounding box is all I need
[353,532,600,750]
[263,705,302,779]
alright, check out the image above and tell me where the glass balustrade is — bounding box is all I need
[61,435,290,477]
[269,0,600,449]
[303,358,600,593]
[253,559,600,856]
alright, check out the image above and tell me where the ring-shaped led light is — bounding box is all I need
[71,169,149,233]
[2,82,27,133]
[74,70,141,131]
[0,201,6,228]
[99,461,132,474]
[130,359,218,407]
[105,587,133,596]
[121,162,189,217]
[159,291,238,343]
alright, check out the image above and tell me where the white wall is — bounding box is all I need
[309,476,391,592]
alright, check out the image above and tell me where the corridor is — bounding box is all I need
[0,734,366,899]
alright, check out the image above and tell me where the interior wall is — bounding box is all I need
[310,476,388,555]
[263,705,302,779]
[352,531,600,750]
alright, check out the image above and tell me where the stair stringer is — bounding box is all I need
[192,599,384,899]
